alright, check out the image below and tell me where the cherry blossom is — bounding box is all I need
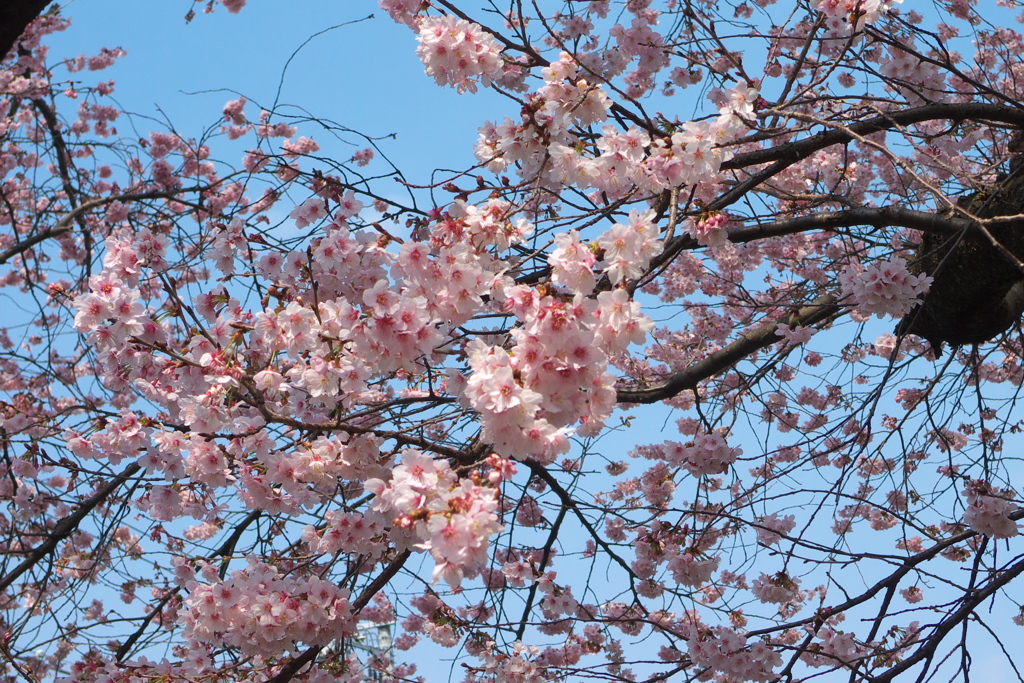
[4,2,1024,683]
[963,481,1020,539]
[416,15,504,94]
[839,256,932,318]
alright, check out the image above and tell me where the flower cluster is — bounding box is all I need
[454,282,652,461]
[686,212,731,248]
[801,627,871,668]
[179,559,356,657]
[548,230,597,294]
[679,621,781,682]
[812,0,897,34]
[756,513,797,545]
[660,431,743,477]
[596,209,663,285]
[839,257,932,319]
[752,571,802,605]
[416,15,504,93]
[963,480,1020,539]
[439,198,534,252]
[365,450,503,588]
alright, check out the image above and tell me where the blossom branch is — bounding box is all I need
[266,549,412,683]
[616,293,841,404]
[0,188,208,266]
[0,462,141,596]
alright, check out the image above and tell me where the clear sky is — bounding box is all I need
[45,1,508,184]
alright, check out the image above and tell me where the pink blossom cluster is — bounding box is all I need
[378,0,423,27]
[475,54,610,178]
[179,558,356,657]
[596,209,663,284]
[685,212,731,248]
[838,256,932,319]
[365,450,503,588]
[658,430,743,477]
[473,54,750,196]
[454,282,652,461]
[668,551,720,587]
[609,16,670,97]
[416,15,504,94]
[643,110,749,190]
[756,513,797,544]
[439,198,534,252]
[812,0,897,34]
[751,571,802,605]
[879,42,949,105]
[476,642,547,683]
[801,627,872,668]
[679,621,781,682]
[963,480,1020,539]
[548,230,597,294]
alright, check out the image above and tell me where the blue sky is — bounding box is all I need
[45,1,506,181]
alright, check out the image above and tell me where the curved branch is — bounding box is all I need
[0,187,209,266]
[712,102,1024,211]
[0,462,141,595]
[616,293,840,404]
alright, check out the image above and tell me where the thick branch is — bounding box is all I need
[616,293,840,404]
[0,188,208,266]
[713,103,1024,211]
[646,205,966,280]
[0,1,51,62]
[730,102,1024,172]
[727,205,967,241]
[0,462,141,595]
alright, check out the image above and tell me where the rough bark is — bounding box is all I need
[0,1,52,61]
[897,159,1024,351]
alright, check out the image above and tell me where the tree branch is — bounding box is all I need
[0,462,141,596]
[616,293,840,404]
[0,1,52,63]
[266,549,412,683]
[712,102,1024,212]
[0,188,209,266]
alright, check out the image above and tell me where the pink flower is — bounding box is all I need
[963,481,1020,539]
[222,96,247,124]
[752,571,801,604]
[756,513,796,545]
[549,230,597,294]
[416,15,504,94]
[663,431,742,477]
[352,147,375,166]
[839,257,932,319]
[776,323,814,345]
[289,197,328,228]
[901,586,924,603]
[812,0,897,33]
[686,212,730,247]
